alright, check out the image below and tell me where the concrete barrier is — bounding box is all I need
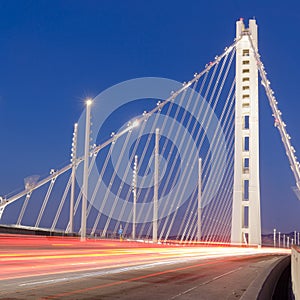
[241,255,290,300]
[292,246,300,299]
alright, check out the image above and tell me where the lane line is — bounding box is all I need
[169,267,242,299]
[41,254,270,300]
[41,260,222,300]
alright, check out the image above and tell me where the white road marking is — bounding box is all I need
[170,267,242,299]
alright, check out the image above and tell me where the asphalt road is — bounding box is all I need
[0,234,290,300]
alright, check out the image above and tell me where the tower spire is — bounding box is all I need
[231,19,261,246]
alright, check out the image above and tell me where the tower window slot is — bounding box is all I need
[244,136,249,151]
[244,115,250,129]
[243,206,249,228]
[243,49,250,56]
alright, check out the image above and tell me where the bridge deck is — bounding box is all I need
[0,234,290,299]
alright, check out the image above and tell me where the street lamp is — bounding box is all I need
[153,128,159,243]
[81,98,92,241]
[197,158,202,242]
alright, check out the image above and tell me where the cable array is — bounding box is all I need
[246,33,300,196]
[5,34,290,245]
[0,39,238,241]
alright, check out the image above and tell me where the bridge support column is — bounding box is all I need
[69,123,78,234]
[231,19,261,246]
[132,155,138,240]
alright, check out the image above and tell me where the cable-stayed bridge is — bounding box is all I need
[0,18,299,247]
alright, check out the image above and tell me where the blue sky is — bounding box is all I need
[0,1,300,233]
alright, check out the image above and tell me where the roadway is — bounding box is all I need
[0,234,290,299]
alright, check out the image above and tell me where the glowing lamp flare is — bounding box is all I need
[86,99,93,106]
[132,120,139,128]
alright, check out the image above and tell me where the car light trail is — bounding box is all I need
[0,234,290,285]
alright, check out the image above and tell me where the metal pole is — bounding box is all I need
[197,158,202,242]
[298,232,299,246]
[273,228,276,247]
[283,234,286,248]
[287,236,290,248]
[132,155,138,240]
[81,99,92,241]
[69,123,78,234]
[278,232,281,248]
[153,128,159,243]
[295,231,297,245]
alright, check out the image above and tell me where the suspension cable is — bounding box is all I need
[247,33,300,193]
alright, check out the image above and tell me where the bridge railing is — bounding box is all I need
[292,245,300,299]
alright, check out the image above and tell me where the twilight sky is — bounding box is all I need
[0,0,300,233]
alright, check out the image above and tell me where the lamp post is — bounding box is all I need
[153,128,159,243]
[197,158,202,242]
[81,99,92,241]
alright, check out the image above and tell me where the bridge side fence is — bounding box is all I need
[292,246,300,299]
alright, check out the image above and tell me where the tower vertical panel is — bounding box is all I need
[231,19,261,246]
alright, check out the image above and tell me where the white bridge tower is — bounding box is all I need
[231,19,261,246]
